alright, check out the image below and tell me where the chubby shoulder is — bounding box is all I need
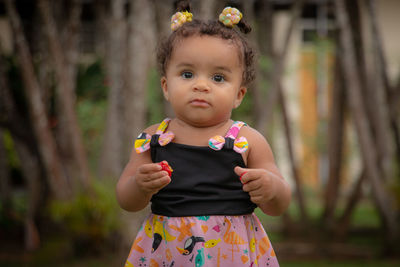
[129,122,162,163]
[142,123,160,136]
[239,124,274,168]
[141,118,173,135]
[239,124,269,146]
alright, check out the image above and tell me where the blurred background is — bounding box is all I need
[0,0,399,266]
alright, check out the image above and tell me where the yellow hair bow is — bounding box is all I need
[171,11,193,31]
[219,7,242,27]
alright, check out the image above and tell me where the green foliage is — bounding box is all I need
[2,130,20,170]
[75,60,109,170]
[76,60,108,101]
[49,181,120,249]
[259,54,273,75]
[349,200,381,228]
[0,191,27,230]
[389,174,400,209]
[146,68,164,124]
[2,55,29,114]
[232,54,275,123]
[76,99,107,169]
[281,260,400,267]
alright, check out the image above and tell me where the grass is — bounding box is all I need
[253,193,397,265]
[1,194,398,266]
[2,258,399,267]
[280,260,400,267]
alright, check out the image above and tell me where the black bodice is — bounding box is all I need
[150,134,256,217]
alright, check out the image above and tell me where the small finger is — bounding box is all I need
[234,166,248,177]
[240,170,264,184]
[147,176,171,190]
[141,170,167,182]
[239,171,248,184]
[139,163,162,174]
[242,180,261,192]
[248,189,262,197]
[250,195,262,204]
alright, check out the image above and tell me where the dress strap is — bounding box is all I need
[134,118,175,154]
[155,118,172,134]
[225,121,247,139]
[208,121,249,154]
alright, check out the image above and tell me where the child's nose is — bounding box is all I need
[193,77,210,92]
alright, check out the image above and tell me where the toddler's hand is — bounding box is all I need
[134,162,171,196]
[234,166,277,206]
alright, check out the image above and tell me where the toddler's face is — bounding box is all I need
[161,35,247,127]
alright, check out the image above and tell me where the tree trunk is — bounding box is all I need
[255,0,304,134]
[322,48,345,228]
[116,0,158,249]
[5,0,71,200]
[348,0,393,183]
[13,138,42,251]
[124,0,157,158]
[62,0,83,92]
[213,0,227,16]
[0,58,12,212]
[394,77,400,162]
[334,0,397,241]
[334,169,366,240]
[93,0,109,58]
[38,0,90,190]
[0,130,11,213]
[395,78,400,146]
[154,0,174,38]
[365,0,399,176]
[0,55,43,251]
[99,0,127,178]
[255,0,274,56]
[241,0,263,127]
[253,0,308,226]
[246,0,308,227]
[154,0,174,117]
[253,0,274,129]
[278,82,308,223]
[198,0,215,20]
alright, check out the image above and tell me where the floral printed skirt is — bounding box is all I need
[124,213,279,267]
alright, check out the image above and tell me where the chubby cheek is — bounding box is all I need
[218,95,239,112]
[168,94,188,115]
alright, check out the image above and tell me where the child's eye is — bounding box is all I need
[213,74,225,83]
[181,71,193,79]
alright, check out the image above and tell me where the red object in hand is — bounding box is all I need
[239,171,247,184]
[159,161,173,177]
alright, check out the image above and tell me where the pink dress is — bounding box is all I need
[125,119,279,267]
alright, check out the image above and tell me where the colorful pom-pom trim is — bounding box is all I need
[171,11,193,31]
[219,7,243,27]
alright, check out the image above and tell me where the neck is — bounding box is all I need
[169,118,233,146]
[175,117,232,131]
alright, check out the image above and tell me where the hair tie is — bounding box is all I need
[171,11,193,31]
[219,7,243,27]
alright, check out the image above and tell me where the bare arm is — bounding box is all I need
[116,125,171,212]
[235,127,291,216]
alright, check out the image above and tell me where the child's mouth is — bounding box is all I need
[190,99,210,107]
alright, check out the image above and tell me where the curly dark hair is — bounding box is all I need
[157,1,256,87]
